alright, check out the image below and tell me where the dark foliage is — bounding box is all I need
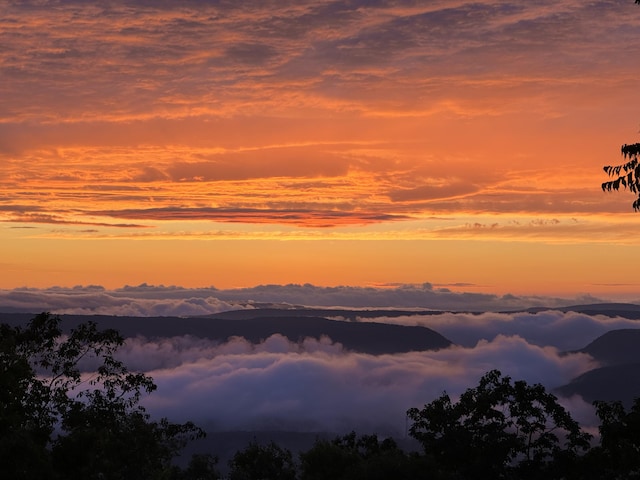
[228,441,297,480]
[602,143,640,210]
[407,370,591,479]
[577,398,640,479]
[0,313,204,480]
[170,454,221,480]
[299,431,419,480]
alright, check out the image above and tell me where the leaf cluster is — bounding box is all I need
[602,143,640,210]
[229,441,297,480]
[0,313,205,480]
[406,370,591,479]
[298,431,415,480]
[577,399,640,479]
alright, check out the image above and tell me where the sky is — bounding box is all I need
[3,0,640,299]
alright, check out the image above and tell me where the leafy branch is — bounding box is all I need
[602,143,640,210]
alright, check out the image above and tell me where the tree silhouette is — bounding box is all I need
[578,398,640,479]
[299,431,416,480]
[602,1,640,209]
[406,370,591,479]
[602,143,640,210]
[0,312,204,480]
[228,441,296,480]
[168,453,221,480]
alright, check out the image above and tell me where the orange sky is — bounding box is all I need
[2,1,640,299]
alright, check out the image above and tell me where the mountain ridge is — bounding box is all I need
[0,312,451,355]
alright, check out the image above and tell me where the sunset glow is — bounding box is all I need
[2,1,640,298]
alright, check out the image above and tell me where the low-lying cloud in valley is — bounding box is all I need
[360,310,640,352]
[4,283,639,436]
[120,332,599,434]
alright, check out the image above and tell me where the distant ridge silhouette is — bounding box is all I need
[556,328,640,406]
[521,303,640,319]
[0,312,451,355]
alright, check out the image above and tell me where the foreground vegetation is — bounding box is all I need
[3,313,640,479]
